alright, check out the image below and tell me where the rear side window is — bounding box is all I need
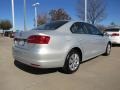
[70,22,86,34]
[33,21,68,30]
[105,29,120,32]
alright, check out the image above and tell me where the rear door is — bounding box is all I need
[70,22,96,60]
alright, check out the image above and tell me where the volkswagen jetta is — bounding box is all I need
[13,21,111,74]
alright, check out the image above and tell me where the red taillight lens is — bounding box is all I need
[27,35,50,44]
[112,33,119,36]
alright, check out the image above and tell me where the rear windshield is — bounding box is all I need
[33,21,68,30]
[105,29,120,32]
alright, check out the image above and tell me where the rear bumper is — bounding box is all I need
[12,46,65,68]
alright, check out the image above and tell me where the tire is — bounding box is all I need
[62,50,81,74]
[103,43,111,56]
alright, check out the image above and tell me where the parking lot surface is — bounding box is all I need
[0,37,120,90]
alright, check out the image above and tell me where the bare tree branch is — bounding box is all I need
[77,0,107,24]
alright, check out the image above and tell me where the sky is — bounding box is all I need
[0,0,120,30]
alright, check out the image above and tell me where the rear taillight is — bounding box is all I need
[27,35,50,44]
[112,33,119,36]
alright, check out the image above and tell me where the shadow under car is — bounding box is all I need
[14,60,58,75]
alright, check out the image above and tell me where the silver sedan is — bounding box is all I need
[13,21,111,74]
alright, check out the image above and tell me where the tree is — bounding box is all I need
[49,8,71,21]
[37,14,48,26]
[77,0,106,24]
[110,22,116,26]
[0,20,12,36]
[107,22,119,28]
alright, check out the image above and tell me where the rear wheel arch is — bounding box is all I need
[67,47,82,62]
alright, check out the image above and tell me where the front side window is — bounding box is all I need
[33,21,68,30]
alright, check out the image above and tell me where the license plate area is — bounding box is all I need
[14,38,27,46]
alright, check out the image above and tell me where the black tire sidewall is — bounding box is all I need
[63,50,81,74]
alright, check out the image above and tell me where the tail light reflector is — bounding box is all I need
[27,35,50,44]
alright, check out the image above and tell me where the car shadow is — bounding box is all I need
[14,56,102,75]
[14,60,58,75]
